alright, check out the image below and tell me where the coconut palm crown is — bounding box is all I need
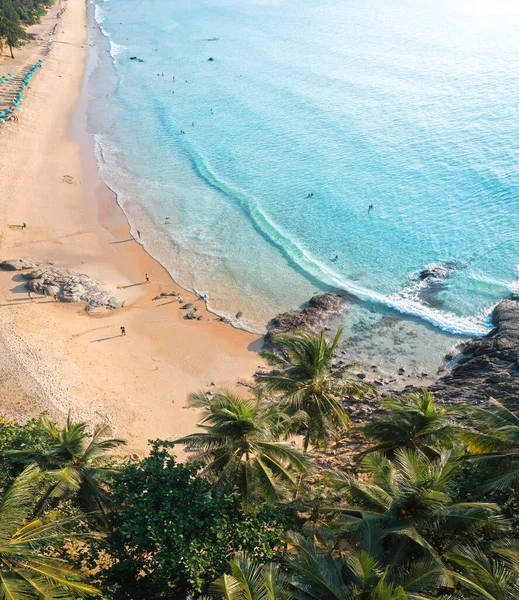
[6,414,125,520]
[171,390,311,505]
[259,328,373,452]
[358,389,466,458]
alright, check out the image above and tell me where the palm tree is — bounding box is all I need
[6,414,125,521]
[171,390,311,505]
[287,534,444,600]
[209,551,291,600]
[460,399,519,492]
[445,542,519,600]
[358,390,465,458]
[0,467,99,598]
[259,328,373,452]
[329,449,505,567]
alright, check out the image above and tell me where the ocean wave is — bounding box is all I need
[183,148,493,337]
[507,265,519,292]
[94,4,105,24]
[109,40,127,63]
[92,98,493,338]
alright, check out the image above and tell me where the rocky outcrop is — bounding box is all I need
[264,292,347,351]
[22,267,122,311]
[418,261,458,280]
[0,259,38,271]
[432,297,519,410]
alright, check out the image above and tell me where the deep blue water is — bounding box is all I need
[88,0,519,371]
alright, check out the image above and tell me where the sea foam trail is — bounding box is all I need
[183,145,493,337]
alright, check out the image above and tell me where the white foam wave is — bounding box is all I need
[93,133,493,338]
[189,154,493,337]
[109,40,127,63]
[94,4,105,24]
[293,240,492,336]
[507,265,519,292]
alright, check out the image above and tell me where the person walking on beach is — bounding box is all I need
[21,222,26,229]
[28,291,34,302]
[136,230,141,239]
[145,273,150,283]
[120,326,126,336]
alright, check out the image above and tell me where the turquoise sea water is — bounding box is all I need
[87,0,519,373]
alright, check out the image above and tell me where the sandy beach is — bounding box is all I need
[0,0,262,452]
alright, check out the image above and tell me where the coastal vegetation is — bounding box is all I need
[0,328,517,598]
[0,0,50,58]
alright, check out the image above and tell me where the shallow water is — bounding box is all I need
[87,0,519,375]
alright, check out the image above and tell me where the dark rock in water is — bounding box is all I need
[418,261,458,280]
[264,292,347,352]
[0,259,38,271]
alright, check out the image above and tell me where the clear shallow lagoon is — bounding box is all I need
[88,0,519,374]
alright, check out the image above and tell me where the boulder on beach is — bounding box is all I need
[22,267,122,311]
[0,259,38,271]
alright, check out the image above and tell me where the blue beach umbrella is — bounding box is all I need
[0,119,5,123]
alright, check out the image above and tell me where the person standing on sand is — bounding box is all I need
[21,222,26,229]
[120,326,126,336]
[28,291,34,302]
[145,273,150,283]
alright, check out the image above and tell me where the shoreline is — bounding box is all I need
[0,0,262,453]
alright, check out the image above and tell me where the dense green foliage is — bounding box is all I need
[0,416,51,491]
[0,0,50,58]
[0,328,516,598]
[88,444,297,599]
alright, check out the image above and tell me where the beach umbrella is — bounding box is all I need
[7,73,12,77]
[0,119,5,123]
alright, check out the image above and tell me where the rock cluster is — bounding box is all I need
[264,292,346,351]
[22,267,122,311]
[431,298,519,410]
